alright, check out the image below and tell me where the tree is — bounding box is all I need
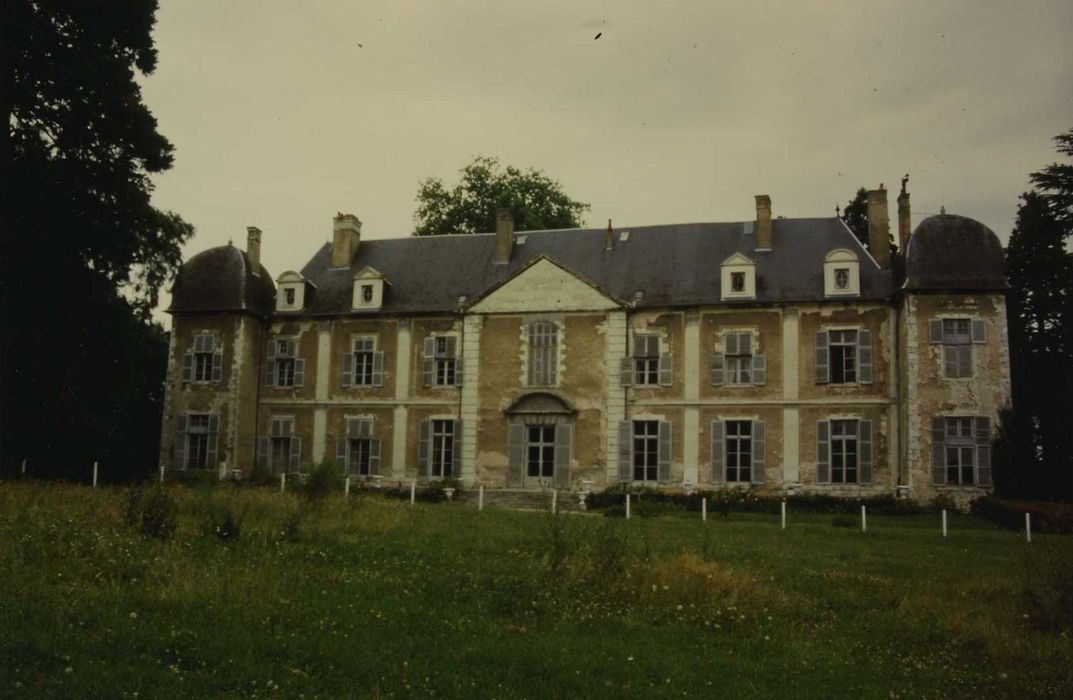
[840,187,904,283]
[1,1,193,479]
[413,156,589,236]
[1030,128,1073,227]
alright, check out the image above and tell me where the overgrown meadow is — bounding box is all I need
[1,482,1070,698]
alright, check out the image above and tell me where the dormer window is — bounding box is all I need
[285,288,295,305]
[731,272,745,293]
[352,266,387,310]
[824,250,860,297]
[721,253,756,300]
[275,271,313,312]
[362,284,373,303]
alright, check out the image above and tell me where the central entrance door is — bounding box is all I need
[525,425,556,487]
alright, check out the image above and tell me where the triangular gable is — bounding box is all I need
[721,252,754,266]
[354,266,388,284]
[469,256,624,313]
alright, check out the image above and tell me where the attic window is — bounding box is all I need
[619,231,630,242]
[285,288,295,305]
[824,250,860,297]
[731,272,745,293]
[362,285,373,303]
[516,235,527,245]
[834,269,849,290]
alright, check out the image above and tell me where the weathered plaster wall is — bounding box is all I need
[700,309,783,400]
[698,405,783,487]
[798,404,893,494]
[329,319,398,400]
[798,303,893,401]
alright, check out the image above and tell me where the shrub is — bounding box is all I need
[587,488,927,517]
[1022,535,1073,632]
[123,484,177,540]
[198,490,247,542]
[971,496,1073,534]
[302,460,343,501]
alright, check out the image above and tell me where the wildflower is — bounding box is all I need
[129,612,138,620]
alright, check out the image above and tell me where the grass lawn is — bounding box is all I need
[0,482,1071,699]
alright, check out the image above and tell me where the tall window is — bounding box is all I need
[184,333,221,383]
[932,416,990,486]
[431,419,455,478]
[265,338,303,388]
[830,419,859,483]
[527,321,558,386]
[435,337,456,386]
[724,332,752,385]
[186,414,211,469]
[829,330,858,384]
[285,288,295,305]
[352,337,375,386]
[527,426,555,480]
[348,437,372,476]
[941,319,972,378]
[275,339,295,386]
[633,333,660,385]
[724,421,752,482]
[633,420,659,481]
[816,328,873,385]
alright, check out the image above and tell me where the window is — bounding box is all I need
[815,329,873,385]
[731,271,745,293]
[527,321,558,386]
[725,332,752,385]
[930,318,985,379]
[816,418,873,485]
[265,338,304,388]
[258,417,301,474]
[186,414,211,469]
[824,249,860,297]
[633,420,659,482]
[343,336,383,388]
[633,333,660,385]
[362,284,373,303]
[431,419,456,478]
[182,333,222,383]
[721,253,756,299]
[527,426,555,480]
[285,288,295,305]
[830,420,859,483]
[931,416,991,486]
[353,338,374,385]
[834,268,849,290]
[336,417,381,477]
[422,335,460,387]
[724,421,752,482]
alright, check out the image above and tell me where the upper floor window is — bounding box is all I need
[265,337,304,388]
[352,267,386,310]
[931,415,992,487]
[422,334,461,387]
[720,253,756,300]
[816,418,873,485]
[342,336,383,388]
[823,249,860,297]
[362,285,373,303]
[710,331,766,387]
[275,271,309,312]
[815,328,873,385]
[623,332,672,387]
[731,271,745,293]
[181,332,222,384]
[527,321,559,386]
[834,268,850,290]
[929,318,985,379]
[285,288,295,305]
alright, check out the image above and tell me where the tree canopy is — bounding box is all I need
[1,1,192,479]
[1029,129,1073,226]
[413,156,589,236]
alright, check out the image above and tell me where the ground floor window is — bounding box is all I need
[830,419,858,484]
[271,437,291,474]
[431,419,455,478]
[348,439,372,476]
[527,425,555,479]
[725,420,752,482]
[633,420,659,481]
[186,414,211,469]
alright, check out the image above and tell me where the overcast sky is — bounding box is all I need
[141,1,1073,320]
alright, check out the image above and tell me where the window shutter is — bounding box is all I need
[422,337,435,387]
[975,417,992,486]
[710,422,725,483]
[369,439,382,475]
[857,329,873,384]
[181,351,193,382]
[971,320,986,344]
[618,421,633,482]
[738,332,752,355]
[815,331,829,384]
[336,439,348,472]
[418,419,430,479]
[817,421,830,483]
[293,358,305,387]
[752,353,766,385]
[929,319,943,343]
[454,360,464,387]
[859,420,873,484]
[342,352,354,388]
[943,347,958,378]
[206,415,219,468]
[658,421,672,483]
[931,416,946,485]
[620,357,634,387]
[445,336,458,357]
[372,351,384,387]
[289,436,302,472]
[554,423,572,489]
[257,436,270,471]
[508,422,525,487]
[658,353,673,387]
[751,421,766,484]
[211,347,223,382]
[345,417,360,439]
[359,418,373,439]
[174,415,188,469]
[452,420,462,478]
[286,339,297,358]
[957,346,972,377]
[725,333,739,356]
[710,353,725,386]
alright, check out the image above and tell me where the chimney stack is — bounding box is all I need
[246,226,262,270]
[755,195,773,250]
[331,213,362,268]
[605,219,614,251]
[897,175,911,253]
[867,186,891,269]
[494,208,513,264]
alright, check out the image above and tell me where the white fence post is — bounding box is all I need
[159,465,165,483]
[860,505,867,533]
[345,476,351,498]
[478,485,484,511]
[781,500,787,530]
[702,497,707,522]
[92,461,98,488]
[626,493,631,520]
[551,489,557,515]
[942,509,948,538]
[21,459,27,477]
[1026,512,1032,543]
[410,479,416,506]
[280,472,286,493]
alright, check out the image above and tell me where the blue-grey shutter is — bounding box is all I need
[658,421,672,482]
[452,420,462,478]
[369,439,382,475]
[289,436,302,472]
[454,359,464,387]
[857,329,873,384]
[726,333,739,356]
[971,320,986,344]
[181,351,193,382]
[554,424,572,489]
[508,422,525,487]
[618,421,633,482]
[752,353,766,385]
[710,421,724,483]
[422,338,435,387]
[815,331,829,384]
[359,417,373,439]
[751,421,765,484]
[931,417,946,485]
[957,345,972,377]
[943,347,958,378]
[710,353,724,386]
[658,353,673,387]
[264,340,277,387]
[257,436,270,471]
[858,420,873,484]
[211,344,223,382]
[175,414,188,468]
[739,333,752,356]
[372,351,384,387]
[444,336,458,357]
[207,415,219,468]
[342,352,354,388]
[336,438,348,473]
[817,421,830,483]
[293,358,305,387]
[418,419,430,479]
[620,357,634,386]
[929,319,944,343]
[975,417,992,486]
[345,417,360,439]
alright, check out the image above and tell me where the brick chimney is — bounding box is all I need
[494,208,513,264]
[897,175,911,253]
[331,213,362,268]
[755,195,772,250]
[867,186,891,269]
[246,226,262,270]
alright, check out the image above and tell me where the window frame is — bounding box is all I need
[724,420,753,483]
[941,318,973,379]
[632,420,660,482]
[526,425,556,480]
[724,332,753,386]
[828,329,859,385]
[633,333,661,386]
[430,419,456,478]
[526,320,560,387]
[351,336,376,387]
[829,419,859,484]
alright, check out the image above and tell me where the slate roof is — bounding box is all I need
[168,245,276,317]
[905,214,1007,291]
[296,217,894,315]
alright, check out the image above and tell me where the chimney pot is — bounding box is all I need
[246,226,262,270]
[897,180,911,254]
[331,213,362,268]
[605,219,614,251]
[866,187,891,268]
[755,195,773,250]
[494,208,513,264]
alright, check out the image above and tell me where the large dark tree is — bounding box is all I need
[1,1,193,480]
[413,156,589,236]
[1030,129,1073,227]
[840,186,903,283]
